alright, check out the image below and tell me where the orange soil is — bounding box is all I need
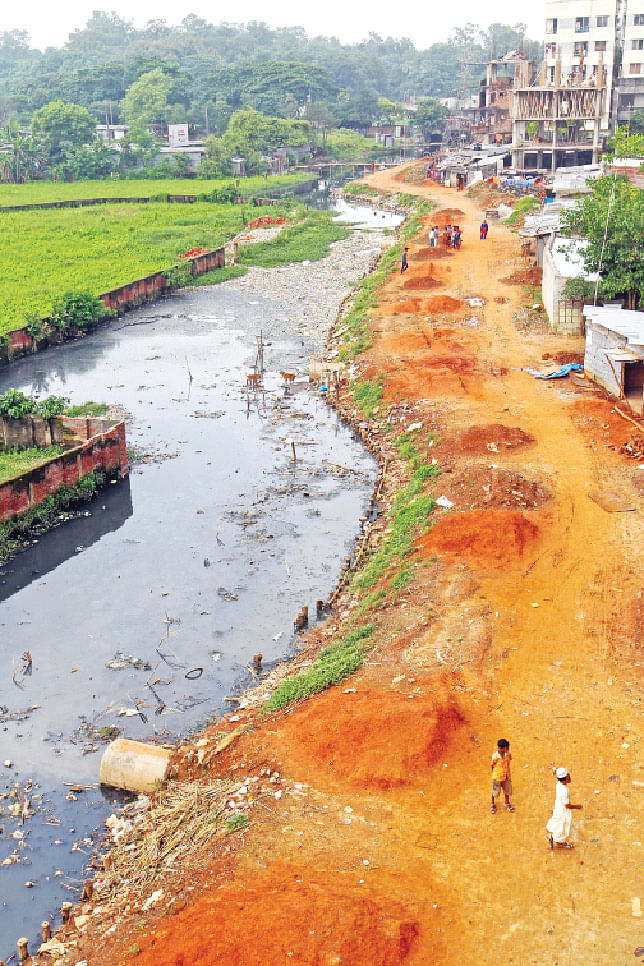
[131,865,426,966]
[403,274,442,290]
[81,161,644,966]
[416,509,541,568]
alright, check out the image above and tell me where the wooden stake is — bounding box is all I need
[17,938,29,962]
[42,921,52,941]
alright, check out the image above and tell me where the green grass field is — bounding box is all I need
[0,202,348,335]
[0,201,266,332]
[0,174,309,206]
[0,445,63,483]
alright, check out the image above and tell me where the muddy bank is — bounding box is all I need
[0,227,391,960]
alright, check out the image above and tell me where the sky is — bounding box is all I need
[4,0,545,52]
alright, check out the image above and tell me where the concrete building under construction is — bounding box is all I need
[505,0,644,173]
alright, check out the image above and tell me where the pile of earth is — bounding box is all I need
[437,423,536,457]
[501,266,543,286]
[435,466,552,510]
[416,509,541,568]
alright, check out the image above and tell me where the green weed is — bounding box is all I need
[264,623,376,712]
[352,379,383,417]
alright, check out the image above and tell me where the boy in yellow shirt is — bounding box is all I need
[491,738,514,813]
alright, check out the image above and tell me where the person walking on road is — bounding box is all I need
[480,219,489,240]
[400,247,409,273]
[453,225,462,249]
[491,738,514,813]
[547,767,582,849]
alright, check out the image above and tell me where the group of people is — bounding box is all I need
[400,218,490,274]
[491,738,583,849]
[428,223,462,250]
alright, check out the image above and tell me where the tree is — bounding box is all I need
[413,98,449,135]
[121,68,172,125]
[562,175,644,309]
[606,124,644,159]
[32,100,95,166]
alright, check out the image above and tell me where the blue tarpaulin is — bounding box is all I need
[524,363,584,380]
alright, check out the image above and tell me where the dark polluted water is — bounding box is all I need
[0,265,379,957]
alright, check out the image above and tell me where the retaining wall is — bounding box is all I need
[0,418,128,524]
[1,247,225,367]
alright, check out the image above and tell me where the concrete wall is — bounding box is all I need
[542,244,583,334]
[0,419,128,524]
[584,321,628,395]
[0,414,65,450]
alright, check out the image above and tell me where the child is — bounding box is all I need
[546,767,582,849]
[480,219,489,240]
[400,247,409,273]
[453,226,462,249]
[491,738,514,813]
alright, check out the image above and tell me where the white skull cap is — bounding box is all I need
[556,767,568,779]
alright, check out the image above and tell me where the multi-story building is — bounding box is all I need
[509,0,644,172]
[615,0,644,124]
[544,0,618,131]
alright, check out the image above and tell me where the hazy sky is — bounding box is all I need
[5,0,545,51]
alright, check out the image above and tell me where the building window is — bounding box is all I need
[545,42,557,57]
[575,16,590,32]
[550,66,556,82]
[574,41,589,57]
[546,18,558,33]
[595,40,607,51]
[596,15,609,27]
[634,14,644,25]
[630,63,642,74]
[633,39,644,50]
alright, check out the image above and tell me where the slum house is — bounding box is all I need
[583,306,644,414]
[542,237,599,333]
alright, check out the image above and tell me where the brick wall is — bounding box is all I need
[1,247,225,366]
[0,420,128,524]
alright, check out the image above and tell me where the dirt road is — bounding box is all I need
[83,166,642,966]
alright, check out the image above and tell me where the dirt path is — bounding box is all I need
[79,165,642,966]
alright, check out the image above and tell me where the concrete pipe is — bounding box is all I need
[100,738,171,794]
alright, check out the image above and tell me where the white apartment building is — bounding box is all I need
[544,0,618,131]
[617,0,644,123]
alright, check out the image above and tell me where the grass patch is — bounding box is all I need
[0,174,310,206]
[264,623,376,712]
[0,444,63,483]
[343,181,380,199]
[352,379,383,417]
[356,588,387,614]
[354,493,435,592]
[505,196,541,226]
[225,813,249,833]
[390,564,412,592]
[65,401,109,417]
[238,211,348,267]
[188,264,249,286]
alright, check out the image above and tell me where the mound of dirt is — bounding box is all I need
[412,246,453,260]
[440,424,535,455]
[501,267,543,286]
[436,466,552,510]
[423,296,465,315]
[403,275,442,291]
[432,209,465,226]
[388,297,423,314]
[416,510,541,567]
[266,681,466,790]
[128,865,423,965]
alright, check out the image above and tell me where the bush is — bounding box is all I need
[50,290,106,332]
